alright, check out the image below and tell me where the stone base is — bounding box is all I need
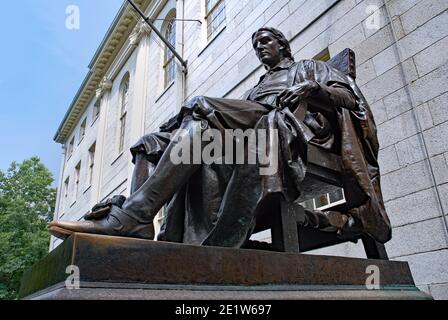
[25,282,430,300]
[19,233,431,300]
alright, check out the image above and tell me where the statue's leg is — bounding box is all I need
[84,132,167,221]
[131,153,155,194]
[128,153,156,237]
[121,118,203,224]
[82,153,156,221]
[48,117,204,240]
[201,161,261,248]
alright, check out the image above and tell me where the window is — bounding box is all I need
[93,98,101,123]
[88,143,96,186]
[301,189,346,211]
[74,162,81,200]
[205,0,226,40]
[67,137,74,159]
[118,76,129,154]
[164,18,176,87]
[313,48,331,62]
[79,118,87,142]
[63,176,70,210]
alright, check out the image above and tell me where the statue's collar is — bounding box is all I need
[256,58,295,85]
[266,58,295,72]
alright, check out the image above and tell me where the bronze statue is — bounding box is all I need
[49,27,392,248]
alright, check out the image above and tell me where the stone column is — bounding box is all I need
[175,0,187,110]
[50,145,68,250]
[125,20,151,194]
[89,77,113,208]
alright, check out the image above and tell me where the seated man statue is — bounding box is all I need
[49,27,392,247]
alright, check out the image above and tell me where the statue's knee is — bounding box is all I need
[186,96,205,108]
[180,117,208,133]
[139,133,163,146]
[134,152,147,163]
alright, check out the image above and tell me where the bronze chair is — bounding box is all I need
[252,49,388,260]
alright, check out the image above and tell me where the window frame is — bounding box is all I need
[205,0,226,41]
[63,176,70,211]
[301,189,346,211]
[67,137,75,160]
[92,98,101,125]
[88,142,96,187]
[79,118,87,143]
[74,161,81,201]
[313,48,331,62]
[163,17,177,88]
[118,76,129,154]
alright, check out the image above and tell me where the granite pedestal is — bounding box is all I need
[19,233,431,300]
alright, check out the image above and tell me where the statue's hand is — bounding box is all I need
[277,80,320,109]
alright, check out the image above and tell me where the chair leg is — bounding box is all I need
[361,235,389,260]
[271,200,306,253]
[270,212,287,252]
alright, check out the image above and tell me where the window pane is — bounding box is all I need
[329,188,345,203]
[75,162,81,198]
[164,19,176,86]
[80,119,86,139]
[121,82,129,115]
[207,0,225,40]
[89,143,96,185]
[206,0,220,14]
[93,99,101,120]
[302,199,315,210]
[63,177,70,211]
[315,194,329,208]
[68,138,74,158]
[119,115,126,153]
[313,48,331,62]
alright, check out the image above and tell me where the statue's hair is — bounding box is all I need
[252,27,293,60]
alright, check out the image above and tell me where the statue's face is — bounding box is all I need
[253,31,284,68]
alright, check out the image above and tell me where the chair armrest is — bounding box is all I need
[307,144,342,173]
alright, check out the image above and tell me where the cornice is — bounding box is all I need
[106,0,168,81]
[96,77,113,99]
[54,0,152,143]
[129,20,151,48]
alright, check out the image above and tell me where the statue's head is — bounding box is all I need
[252,27,293,68]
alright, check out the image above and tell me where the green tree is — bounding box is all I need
[0,157,56,299]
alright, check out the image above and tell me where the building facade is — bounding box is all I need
[52,0,448,299]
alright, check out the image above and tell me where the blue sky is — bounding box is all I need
[0,0,123,184]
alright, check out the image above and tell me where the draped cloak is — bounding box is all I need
[130,58,392,247]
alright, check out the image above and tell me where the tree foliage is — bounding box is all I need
[0,157,56,299]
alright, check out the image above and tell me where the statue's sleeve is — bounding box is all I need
[298,60,358,111]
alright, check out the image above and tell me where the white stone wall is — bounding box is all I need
[54,0,448,298]
[52,96,101,248]
[99,54,138,201]
[378,0,448,299]
[144,0,178,135]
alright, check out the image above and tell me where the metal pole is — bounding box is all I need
[126,0,188,72]
[146,18,202,24]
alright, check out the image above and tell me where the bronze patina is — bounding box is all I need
[49,28,392,248]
